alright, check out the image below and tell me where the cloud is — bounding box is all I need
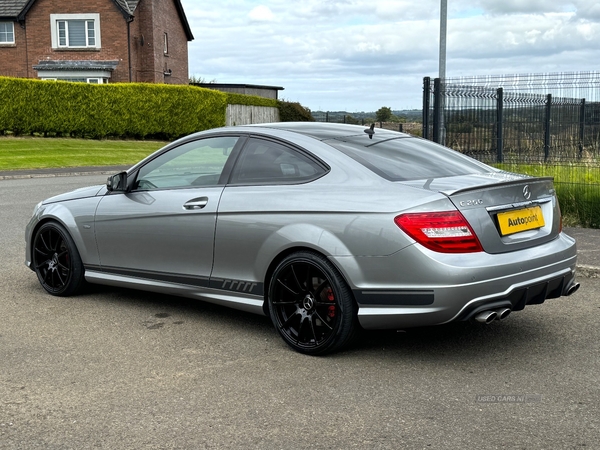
[181,0,600,111]
[248,5,275,22]
[572,0,600,22]
[469,0,572,15]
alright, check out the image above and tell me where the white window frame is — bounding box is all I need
[41,77,107,84]
[163,32,168,55]
[0,21,15,44]
[50,14,101,49]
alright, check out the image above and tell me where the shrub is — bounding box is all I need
[277,100,314,122]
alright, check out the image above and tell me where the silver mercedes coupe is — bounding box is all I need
[25,122,579,354]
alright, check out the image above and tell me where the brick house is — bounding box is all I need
[0,0,193,84]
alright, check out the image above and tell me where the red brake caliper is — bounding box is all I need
[326,287,336,318]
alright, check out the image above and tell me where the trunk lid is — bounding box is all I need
[400,173,561,254]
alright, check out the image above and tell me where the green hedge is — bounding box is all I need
[277,100,315,122]
[226,92,278,108]
[0,77,315,139]
[0,77,230,140]
[224,95,315,122]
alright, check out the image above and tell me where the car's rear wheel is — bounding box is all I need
[268,251,358,355]
[32,222,85,296]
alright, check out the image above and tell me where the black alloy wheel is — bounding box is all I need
[32,222,85,296]
[268,251,357,355]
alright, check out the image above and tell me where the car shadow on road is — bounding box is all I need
[69,283,562,362]
[350,312,561,363]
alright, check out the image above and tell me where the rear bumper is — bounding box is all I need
[331,232,577,330]
[355,265,576,329]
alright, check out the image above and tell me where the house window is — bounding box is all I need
[57,20,95,47]
[0,22,15,44]
[50,14,101,49]
[41,77,106,84]
[163,32,168,55]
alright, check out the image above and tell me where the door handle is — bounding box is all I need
[183,197,208,209]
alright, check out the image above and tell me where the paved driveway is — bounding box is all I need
[1,175,599,449]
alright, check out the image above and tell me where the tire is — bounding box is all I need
[32,222,85,296]
[268,251,358,355]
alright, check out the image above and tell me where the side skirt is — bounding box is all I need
[84,269,266,315]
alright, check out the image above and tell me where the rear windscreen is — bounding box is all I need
[328,137,492,181]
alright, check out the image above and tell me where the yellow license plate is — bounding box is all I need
[497,206,545,236]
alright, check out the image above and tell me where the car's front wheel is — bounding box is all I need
[32,222,85,296]
[268,251,358,355]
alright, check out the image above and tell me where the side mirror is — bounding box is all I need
[106,171,127,192]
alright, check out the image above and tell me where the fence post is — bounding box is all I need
[433,78,441,143]
[579,98,585,159]
[326,112,329,123]
[496,87,504,163]
[399,123,403,132]
[422,77,431,139]
[544,94,552,161]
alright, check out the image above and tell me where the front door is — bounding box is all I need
[94,135,240,287]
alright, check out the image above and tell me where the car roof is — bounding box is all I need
[246,122,411,143]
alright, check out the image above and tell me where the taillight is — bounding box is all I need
[557,196,563,233]
[394,211,483,253]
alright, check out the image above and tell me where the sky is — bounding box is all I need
[179,0,600,112]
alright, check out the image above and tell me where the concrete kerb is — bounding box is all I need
[0,165,129,180]
[0,170,119,180]
[3,167,598,278]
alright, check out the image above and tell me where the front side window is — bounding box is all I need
[135,136,239,190]
[0,22,15,44]
[51,14,100,49]
[229,138,327,185]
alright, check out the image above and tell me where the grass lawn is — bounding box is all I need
[0,136,166,171]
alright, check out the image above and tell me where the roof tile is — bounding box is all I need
[0,0,29,17]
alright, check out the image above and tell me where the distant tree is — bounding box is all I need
[344,114,360,125]
[375,106,393,122]
[387,114,406,123]
[189,75,217,84]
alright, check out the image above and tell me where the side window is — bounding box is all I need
[230,138,326,185]
[135,136,239,190]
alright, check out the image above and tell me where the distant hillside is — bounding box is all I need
[312,109,422,122]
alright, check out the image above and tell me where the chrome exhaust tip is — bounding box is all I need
[475,311,497,324]
[564,282,580,297]
[495,308,511,321]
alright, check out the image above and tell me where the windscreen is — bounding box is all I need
[328,137,493,181]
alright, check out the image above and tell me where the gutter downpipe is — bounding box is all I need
[17,13,29,78]
[127,16,134,82]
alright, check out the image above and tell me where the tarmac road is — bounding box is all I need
[1,174,599,449]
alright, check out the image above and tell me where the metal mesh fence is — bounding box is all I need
[423,72,600,228]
